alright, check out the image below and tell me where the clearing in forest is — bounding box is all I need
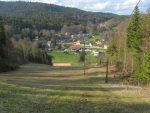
[0,63,150,113]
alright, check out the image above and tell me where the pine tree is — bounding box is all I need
[127,6,142,72]
[127,6,142,54]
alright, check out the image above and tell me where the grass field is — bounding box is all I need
[0,63,150,113]
[48,52,97,65]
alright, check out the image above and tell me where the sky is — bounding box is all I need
[1,0,150,15]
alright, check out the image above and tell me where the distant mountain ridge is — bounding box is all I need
[0,1,128,38]
[0,1,117,16]
[0,1,124,23]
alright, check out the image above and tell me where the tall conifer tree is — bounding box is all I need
[127,6,142,54]
[127,6,142,72]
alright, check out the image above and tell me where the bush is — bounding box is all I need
[0,63,19,72]
[135,49,150,83]
[79,51,85,62]
[116,61,123,72]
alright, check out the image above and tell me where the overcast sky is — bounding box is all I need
[1,0,150,15]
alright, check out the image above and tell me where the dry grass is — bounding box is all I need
[0,63,150,113]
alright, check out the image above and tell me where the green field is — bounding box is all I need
[48,52,97,65]
[0,63,150,113]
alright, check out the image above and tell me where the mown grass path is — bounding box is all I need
[0,64,150,113]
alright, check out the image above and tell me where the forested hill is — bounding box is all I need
[0,1,128,39]
[0,1,124,24]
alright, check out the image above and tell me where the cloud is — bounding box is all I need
[83,1,111,11]
[29,0,58,4]
[56,0,100,8]
[1,0,58,4]
[68,0,98,4]
[115,0,146,11]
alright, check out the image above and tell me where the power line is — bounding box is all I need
[137,0,142,6]
[131,0,142,15]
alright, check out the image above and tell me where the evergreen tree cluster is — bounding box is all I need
[133,9,150,83]
[108,6,150,84]
[126,6,150,83]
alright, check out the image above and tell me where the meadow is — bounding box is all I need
[0,63,150,113]
[48,52,97,65]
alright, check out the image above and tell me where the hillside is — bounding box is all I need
[0,1,128,40]
[0,1,122,23]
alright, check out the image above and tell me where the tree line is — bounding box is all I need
[0,16,52,72]
[108,6,150,84]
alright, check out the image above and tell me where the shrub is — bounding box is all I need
[135,49,150,83]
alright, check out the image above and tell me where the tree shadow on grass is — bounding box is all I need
[1,64,149,113]
[6,78,131,93]
[1,88,150,113]
[70,101,150,113]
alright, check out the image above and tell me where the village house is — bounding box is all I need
[71,40,81,51]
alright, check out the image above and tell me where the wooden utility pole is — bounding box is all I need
[105,56,109,83]
[84,35,86,75]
